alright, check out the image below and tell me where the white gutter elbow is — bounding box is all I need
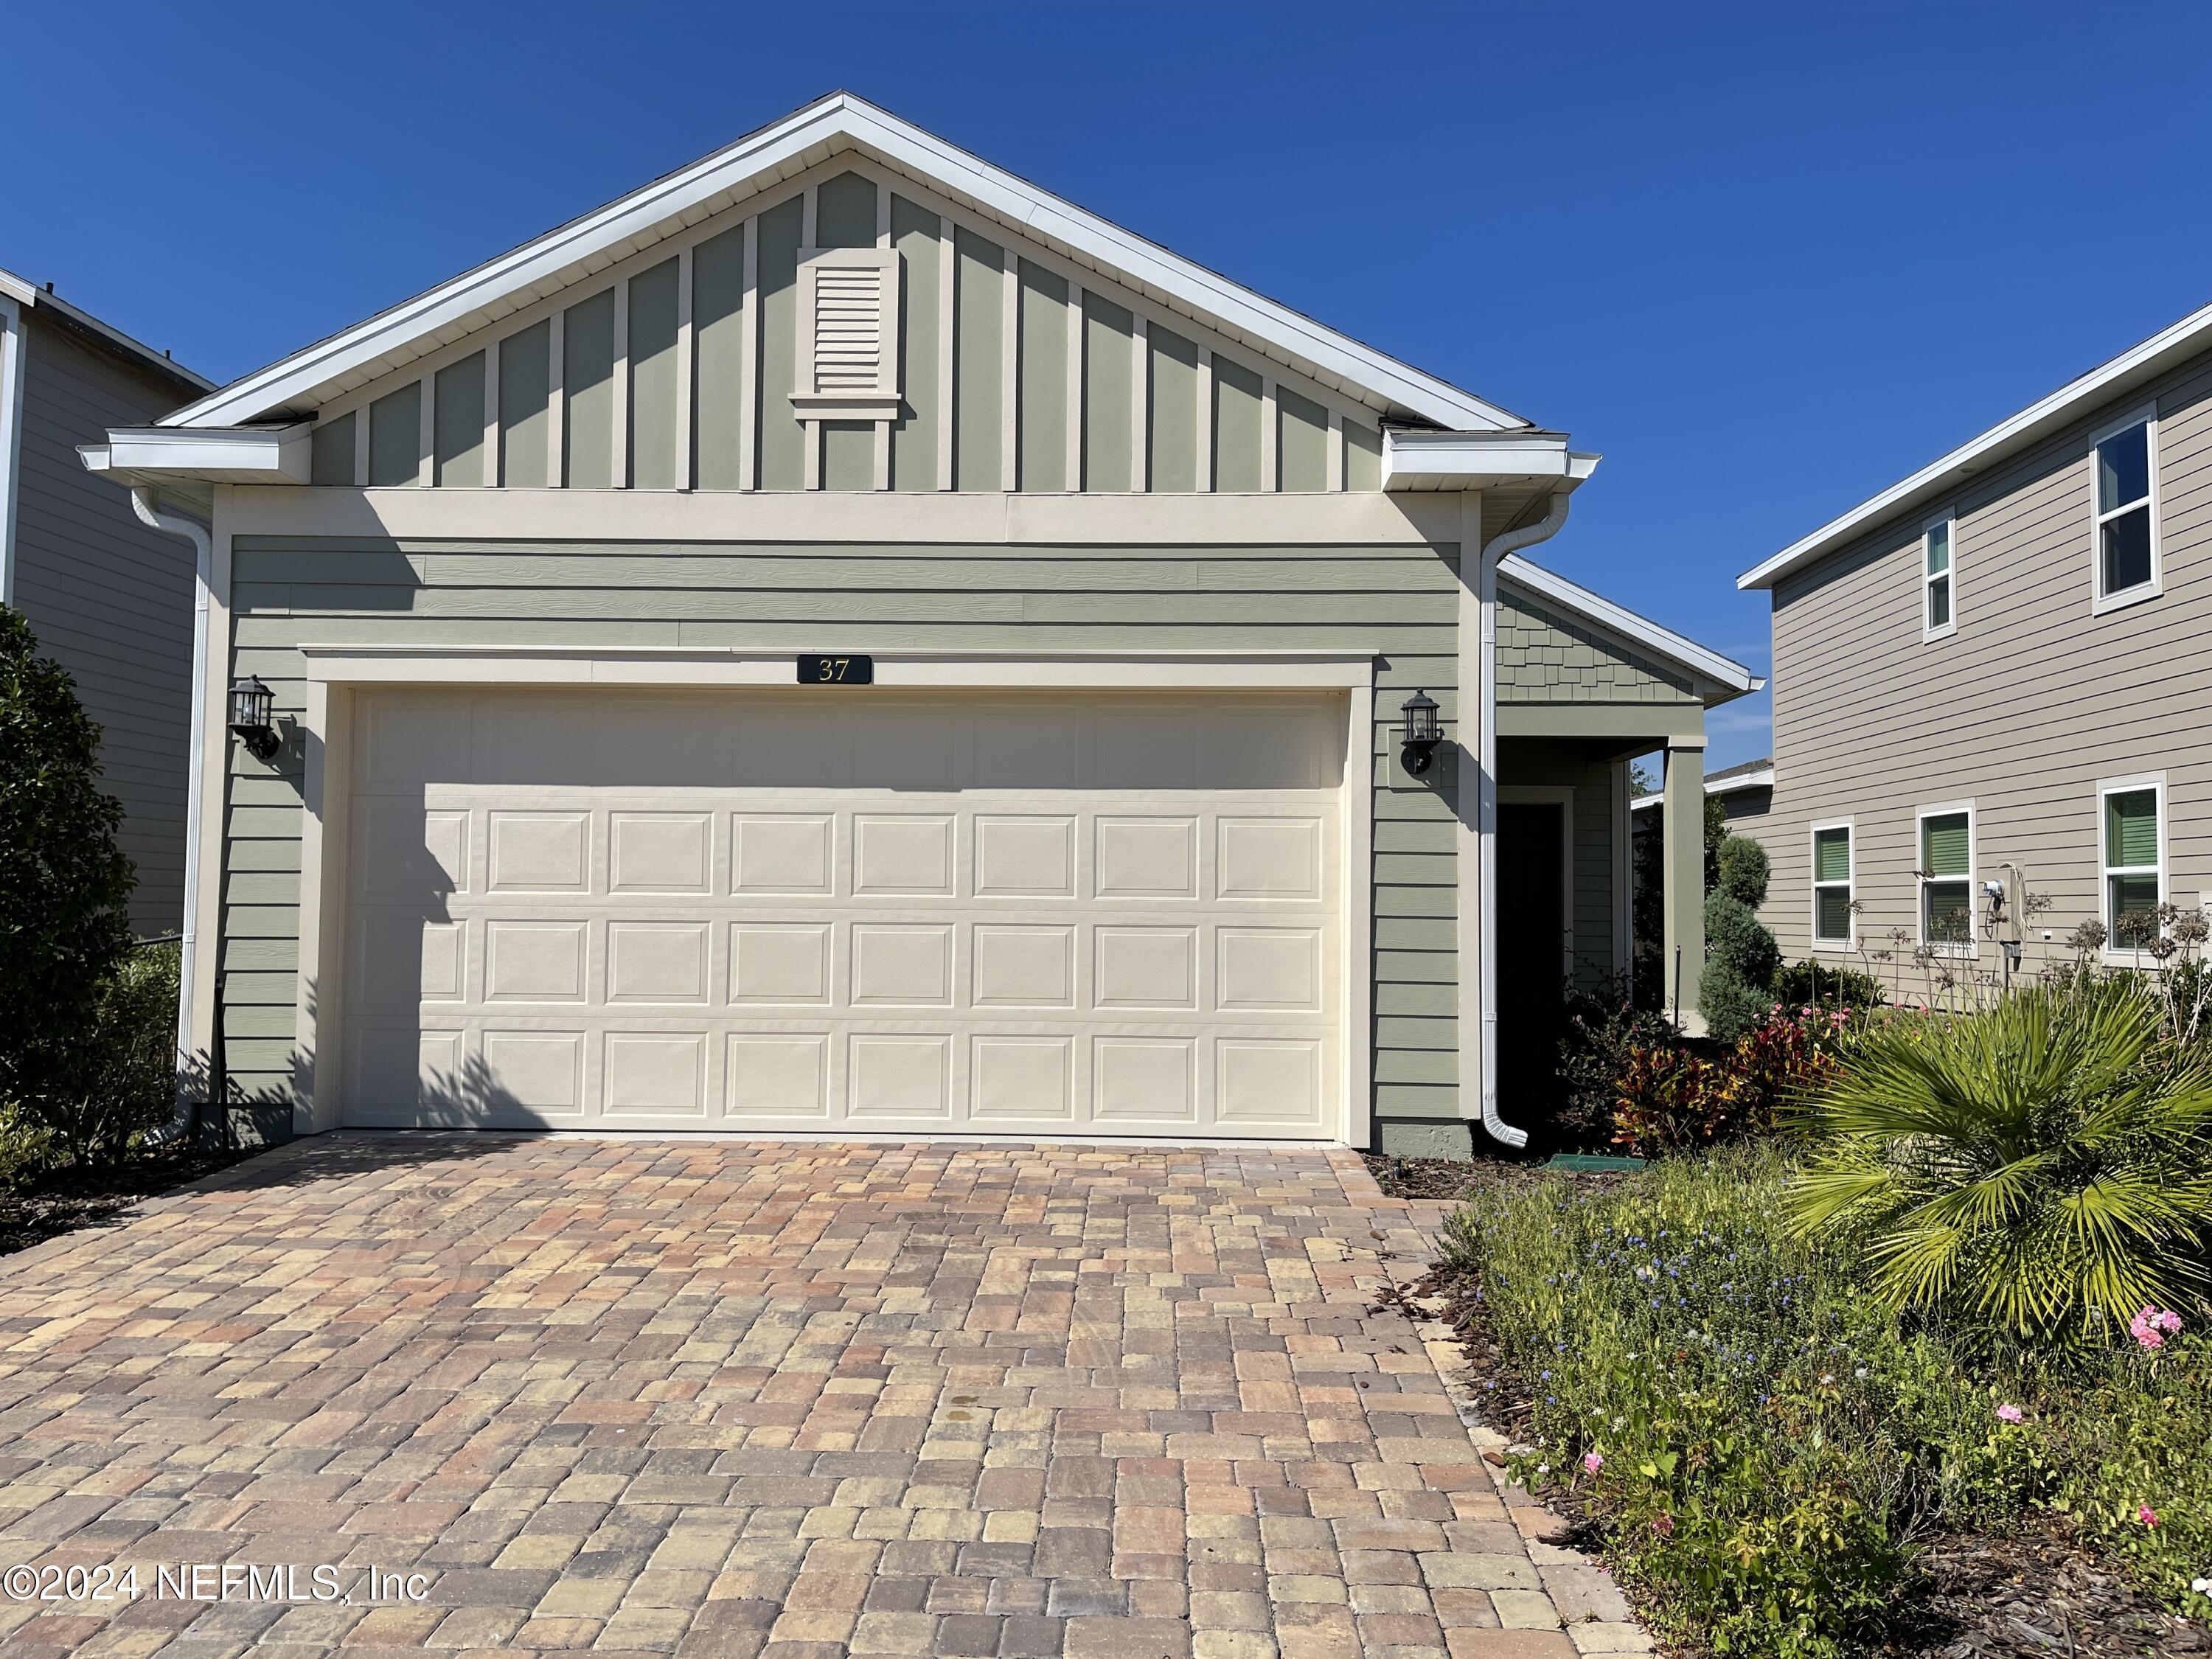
[1472,487,1576,1150]
[129,487,213,1140]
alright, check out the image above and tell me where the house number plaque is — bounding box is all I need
[797,655,874,685]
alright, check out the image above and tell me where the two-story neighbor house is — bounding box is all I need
[84,93,1754,1154]
[1,267,213,933]
[1738,297,2212,980]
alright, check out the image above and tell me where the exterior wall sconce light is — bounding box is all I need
[1399,689,1441,776]
[228,675,282,761]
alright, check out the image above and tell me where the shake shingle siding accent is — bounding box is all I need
[10,319,196,934]
[216,536,1466,1140]
[1496,585,1697,703]
[1754,344,2212,972]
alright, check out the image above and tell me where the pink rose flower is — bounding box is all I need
[2129,1307,2180,1349]
[2139,1503,2159,1528]
[1995,1404,2023,1424]
[1582,1451,1604,1474]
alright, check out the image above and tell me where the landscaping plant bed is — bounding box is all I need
[1430,1259,2202,1658]
[0,1141,267,1259]
[1423,1148,2211,1658]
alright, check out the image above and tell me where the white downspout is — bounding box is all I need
[1475,487,1575,1148]
[130,487,212,1137]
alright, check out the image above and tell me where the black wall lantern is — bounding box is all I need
[228,675,282,761]
[1399,689,1441,776]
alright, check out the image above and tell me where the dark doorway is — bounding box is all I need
[1498,799,1571,1136]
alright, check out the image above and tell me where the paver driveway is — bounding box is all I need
[0,1136,1644,1658]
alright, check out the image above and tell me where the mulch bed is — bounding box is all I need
[1422,1257,2205,1658]
[1361,1149,1577,1201]
[0,1143,266,1260]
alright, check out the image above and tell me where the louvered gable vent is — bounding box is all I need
[793,248,901,421]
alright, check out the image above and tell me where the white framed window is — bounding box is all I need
[1916,802,1975,953]
[1811,819,1854,949]
[2090,406,2160,613]
[1921,509,1956,640]
[2099,772,2166,957]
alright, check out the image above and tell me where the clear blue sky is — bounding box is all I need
[13,2,2211,770]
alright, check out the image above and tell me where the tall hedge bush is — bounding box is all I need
[1699,833,1781,1042]
[0,607,136,1133]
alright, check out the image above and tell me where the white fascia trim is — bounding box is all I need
[81,423,312,485]
[162,93,1525,436]
[1630,765,1775,813]
[1381,430,1599,490]
[0,296,24,606]
[1498,552,1761,697]
[1740,295,2212,591]
[295,643,1380,690]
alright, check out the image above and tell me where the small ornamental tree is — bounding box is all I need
[0,607,136,1135]
[1698,833,1781,1043]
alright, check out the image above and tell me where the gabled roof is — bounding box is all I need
[1739,294,2212,591]
[0,265,212,394]
[1499,553,1763,705]
[161,91,1531,436]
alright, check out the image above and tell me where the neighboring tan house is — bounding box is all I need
[1737,296,2212,982]
[1,268,213,933]
[83,93,1754,1155]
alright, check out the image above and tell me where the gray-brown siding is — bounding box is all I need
[10,313,199,934]
[216,536,1467,1144]
[1753,341,2212,980]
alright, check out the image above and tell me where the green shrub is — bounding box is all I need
[1716,833,1770,905]
[2051,1332,2212,1618]
[1773,959,1887,1011]
[1698,834,1781,1043]
[0,606,136,1119]
[1787,975,2212,1340]
[1557,990,1676,1151]
[33,943,181,1166]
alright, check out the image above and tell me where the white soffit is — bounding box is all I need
[162,92,1530,435]
[1739,294,2212,591]
[1500,553,1761,702]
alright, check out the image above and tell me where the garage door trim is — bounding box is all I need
[292,647,1377,1145]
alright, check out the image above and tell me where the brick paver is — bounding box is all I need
[0,1136,1648,1655]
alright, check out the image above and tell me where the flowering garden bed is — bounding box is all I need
[1429,1147,2210,1658]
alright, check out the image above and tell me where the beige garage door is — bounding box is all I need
[340,689,1346,1138]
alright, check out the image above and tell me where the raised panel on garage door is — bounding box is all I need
[338,689,1346,1137]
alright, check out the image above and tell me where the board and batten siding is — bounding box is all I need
[9,314,200,934]
[215,536,1466,1146]
[305,167,1390,499]
[1754,341,2212,973]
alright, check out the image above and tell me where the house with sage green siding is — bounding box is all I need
[82,92,1755,1157]
[1737,296,2212,991]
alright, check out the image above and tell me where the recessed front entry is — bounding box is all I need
[335,689,1347,1138]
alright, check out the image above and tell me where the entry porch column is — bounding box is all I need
[1662,735,1706,1034]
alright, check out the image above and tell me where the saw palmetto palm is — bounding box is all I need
[1784,976,2212,1341]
